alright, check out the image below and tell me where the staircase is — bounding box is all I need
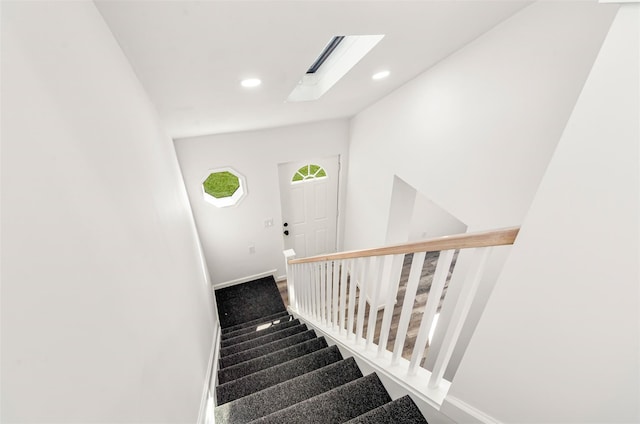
[213,276,428,423]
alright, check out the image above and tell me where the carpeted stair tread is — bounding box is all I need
[214,357,363,424]
[344,395,428,424]
[249,373,392,424]
[219,330,317,368]
[217,343,341,404]
[383,395,428,423]
[221,319,301,348]
[215,276,286,328]
[222,311,291,336]
[217,336,329,385]
[343,409,393,424]
[220,324,308,357]
[222,315,293,340]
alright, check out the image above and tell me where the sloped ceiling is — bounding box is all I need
[96,1,531,139]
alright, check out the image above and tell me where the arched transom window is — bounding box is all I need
[291,164,327,183]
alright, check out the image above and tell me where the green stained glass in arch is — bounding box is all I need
[292,164,328,183]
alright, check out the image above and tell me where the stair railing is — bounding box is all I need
[284,227,519,405]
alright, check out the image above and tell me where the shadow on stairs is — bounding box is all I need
[214,276,429,423]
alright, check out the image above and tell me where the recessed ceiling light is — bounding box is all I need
[241,78,261,88]
[372,70,390,80]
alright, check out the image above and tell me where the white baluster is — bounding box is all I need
[324,261,331,325]
[308,263,315,318]
[325,261,331,327]
[318,262,327,324]
[299,263,307,315]
[409,249,455,375]
[299,264,309,314]
[339,259,349,335]
[347,258,359,339]
[428,247,492,389]
[283,250,296,310]
[291,263,299,313]
[305,263,313,316]
[355,256,372,344]
[325,261,332,327]
[392,252,426,363]
[366,256,387,349]
[324,262,330,326]
[332,260,339,330]
[377,254,405,357]
[313,262,322,321]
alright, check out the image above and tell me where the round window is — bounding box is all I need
[202,167,247,207]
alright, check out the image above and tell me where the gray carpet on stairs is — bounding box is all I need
[221,310,291,336]
[250,373,392,424]
[219,330,317,368]
[216,344,341,405]
[213,277,430,424]
[217,336,328,385]
[344,395,428,423]
[222,314,293,340]
[219,324,308,357]
[214,357,363,424]
[215,276,286,328]
[220,319,300,348]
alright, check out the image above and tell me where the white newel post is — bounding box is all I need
[283,249,297,312]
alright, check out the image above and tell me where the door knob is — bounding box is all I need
[284,230,289,236]
[283,222,289,227]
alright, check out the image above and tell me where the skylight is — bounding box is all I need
[287,34,385,102]
[306,36,345,74]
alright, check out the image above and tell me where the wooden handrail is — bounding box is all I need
[288,226,520,265]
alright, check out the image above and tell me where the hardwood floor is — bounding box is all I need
[276,251,457,364]
[277,278,289,308]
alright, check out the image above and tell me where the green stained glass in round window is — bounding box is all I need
[203,171,240,198]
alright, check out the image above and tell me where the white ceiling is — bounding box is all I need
[96,1,531,139]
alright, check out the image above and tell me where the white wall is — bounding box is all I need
[1,2,215,423]
[385,174,468,244]
[344,1,618,250]
[174,120,349,286]
[444,4,638,422]
[342,0,618,387]
[385,176,418,244]
[408,191,467,241]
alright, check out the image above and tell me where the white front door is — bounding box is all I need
[278,156,340,258]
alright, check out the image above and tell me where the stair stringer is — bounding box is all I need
[198,322,221,424]
[288,308,458,424]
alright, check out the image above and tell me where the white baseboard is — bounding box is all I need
[197,324,221,424]
[213,269,278,289]
[440,395,502,424]
[276,274,287,282]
